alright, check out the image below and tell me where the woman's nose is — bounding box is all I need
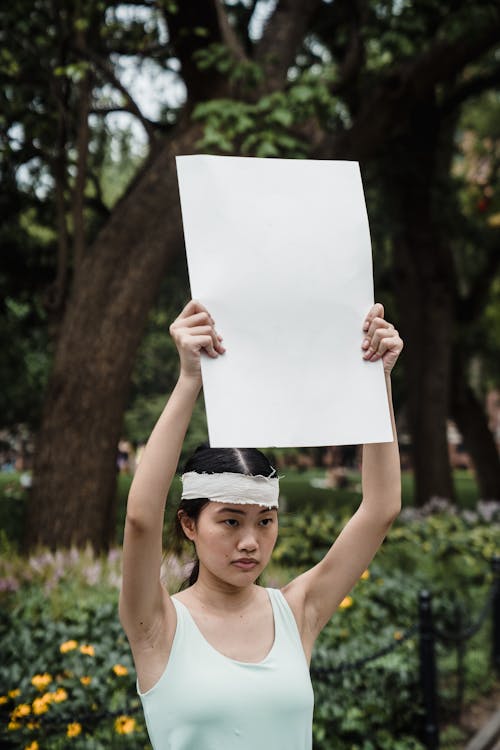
[237,532,258,552]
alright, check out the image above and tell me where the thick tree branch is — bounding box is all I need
[87,170,110,218]
[215,0,247,62]
[89,105,161,130]
[73,38,92,274]
[408,12,500,98]
[235,0,259,54]
[441,65,500,115]
[80,47,159,147]
[162,1,231,105]
[312,5,500,160]
[254,0,323,92]
[330,0,368,99]
[106,46,179,68]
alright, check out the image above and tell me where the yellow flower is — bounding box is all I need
[8,689,21,698]
[31,673,52,691]
[24,742,39,750]
[361,569,370,580]
[0,696,8,704]
[115,715,136,734]
[113,664,128,677]
[339,596,353,609]
[79,644,95,657]
[52,688,68,703]
[32,697,49,715]
[80,675,92,686]
[394,630,403,640]
[60,640,78,653]
[12,703,31,718]
[27,721,40,730]
[8,720,21,730]
[67,722,82,738]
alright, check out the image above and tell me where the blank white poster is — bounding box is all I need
[175,155,392,448]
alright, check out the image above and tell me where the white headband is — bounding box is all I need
[181,471,279,508]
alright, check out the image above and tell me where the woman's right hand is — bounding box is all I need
[169,299,225,382]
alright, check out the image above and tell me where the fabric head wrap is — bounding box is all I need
[180,470,279,508]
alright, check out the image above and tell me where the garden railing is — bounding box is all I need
[310,554,500,750]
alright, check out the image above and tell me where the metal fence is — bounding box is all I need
[310,554,500,749]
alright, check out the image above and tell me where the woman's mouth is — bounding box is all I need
[232,559,258,570]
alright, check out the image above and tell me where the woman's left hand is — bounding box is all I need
[361,303,403,375]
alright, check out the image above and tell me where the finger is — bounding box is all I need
[191,334,219,358]
[378,334,400,356]
[181,311,215,328]
[363,329,397,360]
[178,299,212,320]
[170,312,216,340]
[362,317,393,348]
[364,324,397,355]
[180,324,214,336]
[179,334,219,357]
[371,334,403,361]
[179,325,225,353]
[363,303,384,331]
[367,316,392,335]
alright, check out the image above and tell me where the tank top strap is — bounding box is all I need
[266,587,307,664]
[170,595,191,649]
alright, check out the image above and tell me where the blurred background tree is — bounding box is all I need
[0,0,499,550]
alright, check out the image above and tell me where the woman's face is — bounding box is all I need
[180,502,279,586]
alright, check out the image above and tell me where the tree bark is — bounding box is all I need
[451,355,500,501]
[24,0,500,547]
[24,121,203,551]
[24,0,322,551]
[381,100,456,505]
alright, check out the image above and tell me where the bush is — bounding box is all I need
[0,544,192,749]
[0,504,497,749]
[274,505,499,747]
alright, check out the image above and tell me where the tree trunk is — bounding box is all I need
[451,355,500,501]
[24,1,500,546]
[382,101,455,506]
[24,0,322,551]
[394,261,455,505]
[24,121,203,551]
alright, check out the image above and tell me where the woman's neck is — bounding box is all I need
[189,569,260,613]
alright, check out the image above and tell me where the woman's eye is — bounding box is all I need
[224,519,238,527]
[260,518,273,526]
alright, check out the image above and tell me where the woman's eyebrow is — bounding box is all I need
[215,507,276,515]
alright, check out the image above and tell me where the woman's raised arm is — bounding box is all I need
[119,300,224,642]
[283,304,404,654]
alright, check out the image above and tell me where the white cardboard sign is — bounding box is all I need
[175,155,392,448]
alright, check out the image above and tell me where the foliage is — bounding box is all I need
[192,65,342,157]
[0,544,190,748]
[276,507,498,748]
[274,500,499,584]
[452,90,500,387]
[0,0,155,431]
[1,503,498,749]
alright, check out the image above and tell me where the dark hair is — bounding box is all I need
[173,442,276,590]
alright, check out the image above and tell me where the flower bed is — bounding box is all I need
[0,501,498,749]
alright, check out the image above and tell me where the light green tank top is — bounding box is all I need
[137,587,314,750]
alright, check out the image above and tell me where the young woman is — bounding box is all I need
[119,298,403,750]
